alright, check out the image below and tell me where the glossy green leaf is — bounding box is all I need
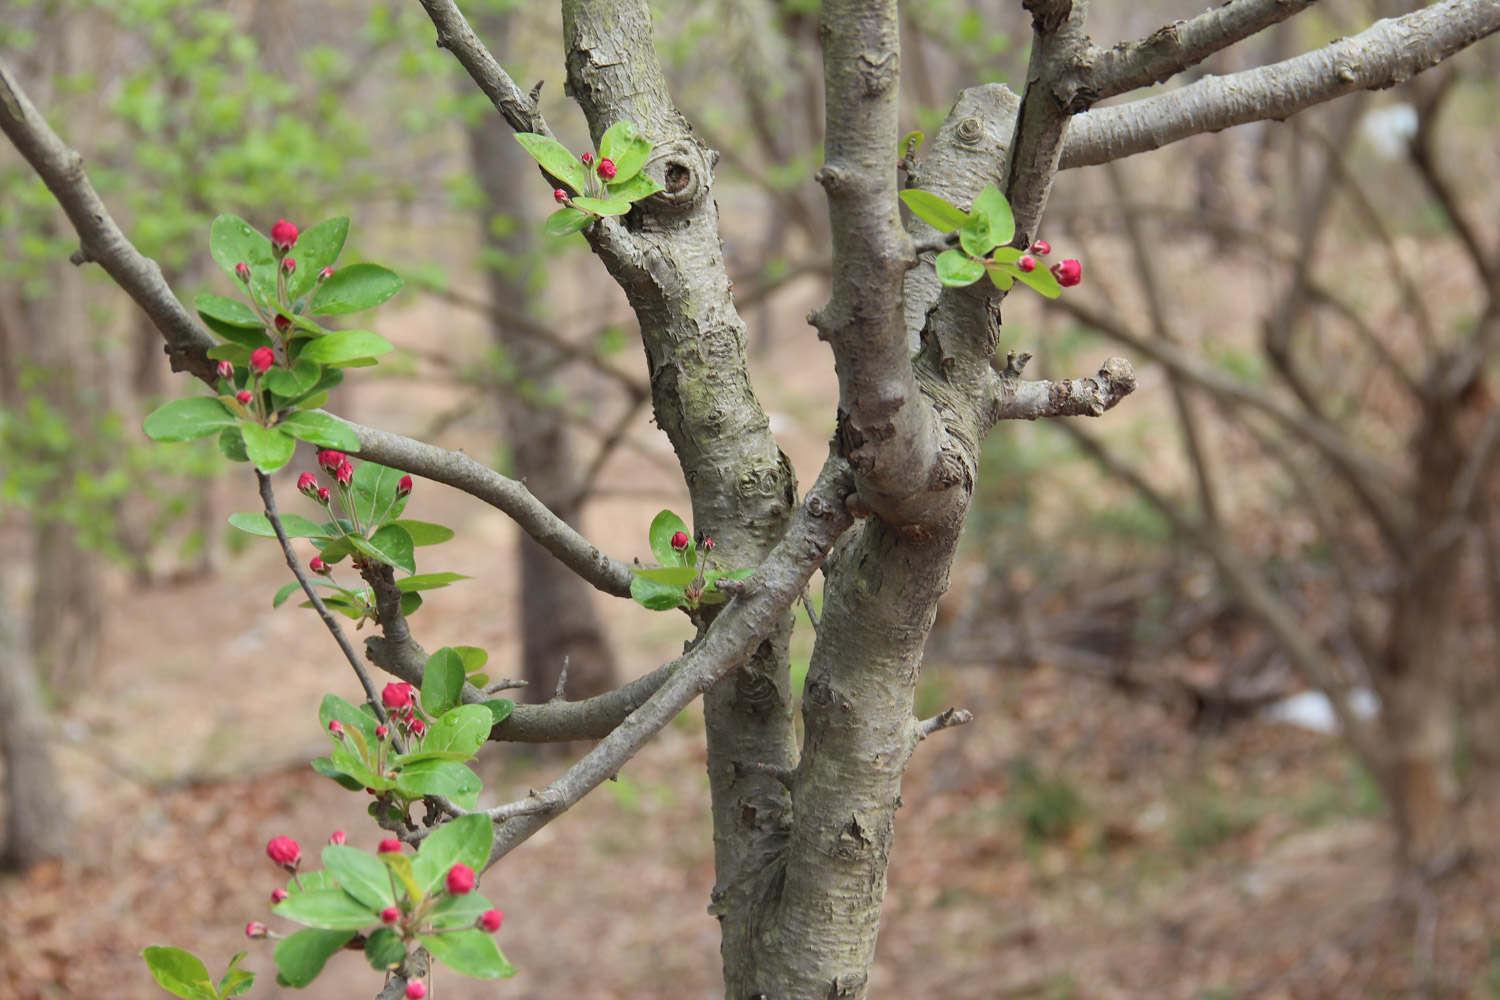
[351,461,407,524]
[482,699,514,726]
[423,889,494,930]
[209,214,275,303]
[202,315,273,349]
[272,888,375,930]
[319,693,378,743]
[241,423,296,472]
[899,189,967,233]
[455,646,488,672]
[598,119,651,183]
[309,263,403,315]
[217,951,255,998]
[417,929,515,980]
[329,746,385,790]
[991,247,1024,264]
[378,851,425,905]
[263,358,321,399]
[206,344,251,365]
[362,927,407,971]
[899,129,925,156]
[396,572,468,592]
[321,845,396,910]
[422,705,493,758]
[935,249,985,287]
[545,207,593,237]
[411,813,493,896]
[311,756,366,791]
[297,330,394,365]
[647,509,692,566]
[570,195,632,217]
[228,511,329,539]
[1010,260,1063,298]
[514,132,587,192]
[958,212,995,258]
[971,184,1015,246]
[218,426,249,462]
[987,267,1015,292]
[143,397,237,442]
[352,523,416,573]
[632,565,698,586]
[273,928,355,988]
[630,574,685,611]
[195,293,261,328]
[141,946,216,1000]
[277,410,360,450]
[421,647,466,716]
[285,217,350,301]
[391,520,453,546]
[606,171,662,203]
[395,759,481,809]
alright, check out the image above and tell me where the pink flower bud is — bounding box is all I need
[1029,240,1052,256]
[375,724,388,739]
[554,189,569,203]
[410,718,426,738]
[382,682,414,710]
[297,471,318,496]
[406,982,427,1000]
[1051,258,1082,287]
[235,261,251,283]
[250,346,275,374]
[317,449,345,473]
[378,837,402,854]
[381,906,400,924]
[271,219,299,253]
[478,909,503,932]
[281,256,296,275]
[217,360,235,380]
[328,830,346,845]
[397,475,413,498]
[265,836,301,869]
[245,921,269,939]
[270,888,288,904]
[336,461,354,487]
[703,536,715,551]
[670,531,690,551]
[273,314,291,334]
[310,556,332,576]
[445,863,476,895]
[580,151,594,166]
[318,266,334,281]
[316,486,331,505]
[1018,255,1036,273]
[596,158,617,181]
[328,719,344,737]
[236,390,253,405]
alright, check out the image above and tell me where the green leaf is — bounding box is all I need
[309,263,404,315]
[141,946,216,1000]
[273,928,355,988]
[241,423,296,473]
[421,647,466,716]
[206,345,251,366]
[482,699,514,726]
[263,358,321,399]
[514,132,587,192]
[195,293,262,328]
[286,217,350,301]
[971,184,1015,247]
[899,189,967,233]
[209,214,275,304]
[218,426,249,462]
[455,646,488,673]
[935,249,985,287]
[321,845,396,910]
[630,574,685,611]
[1009,261,1063,298]
[395,759,481,809]
[228,511,330,539]
[318,536,358,564]
[217,951,255,998]
[319,693,378,744]
[143,397,237,442]
[647,509,692,566]
[545,207,593,237]
[351,462,407,524]
[571,195,632,217]
[396,572,468,593]
[277,410,361,451]
[417,930,515,980]
[991,246,1024,264]
[391,520,453,546]
[422,704,493,758]
[362,927,407,971]
[273,580,304,608]
[378,851,425,905]
[297,330,394,365]
[352,523,416,574]
[311,756,366,791]
[599,119,652,183]
[273,888,375,930]
[330,745,385,790]
[202,316,273,349]
[958,213,995,258]
[606,172,662,203]
[632,565,699,586]
[424,889,494,930]
[899,129,925,156]
[987,267,1015,292]
[411,813,493,896]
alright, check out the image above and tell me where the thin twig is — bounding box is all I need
[916,707,974,740]
[553,656,570,701]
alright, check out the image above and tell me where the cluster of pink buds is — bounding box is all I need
[317,449,356,489]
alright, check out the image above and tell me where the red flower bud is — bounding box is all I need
[554,189,569,203]
[378,837,402,854]
[316,486,331,505]
[318,266,334,281]
[1029,240,1052,256]
[281,256,296,275]
[236,390,253,405]
[297,471,318,496]
[580,151,594,166]
[410,718,426,738]
[265,836,301,869]
[397,475,413,498]
[382,682,414,710]
[406,982,427,1000]
[375,724,388,739]
[310,556,332,576]
[328,719,344,737]
[271,219,299,253]
[670,531,690,551]
[445,863,476,895]
[381,906,400,924]
[250,346,275,374]
[1051,258,1082,287]
[1018,255,1037,273]
[317,449,345,473]
[478,909,503,932]
[217,360,235,380]
[273,314,291,333]
[245,921,269,939]
[270,888,288,904]
[235,261,251,283]
[703,536,715,551]
[336,461,354,487]
[596,158,617,181]
[328,830,347,845]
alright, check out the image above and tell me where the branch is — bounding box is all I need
[483,455,855,865]
[342,419,635,598]
[988,352,1136,423]
[1060,0,1500,169]
[415,0,550,136]
[0,57,216,381]
[916,707,974,740]
[1089,0,1318,99]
